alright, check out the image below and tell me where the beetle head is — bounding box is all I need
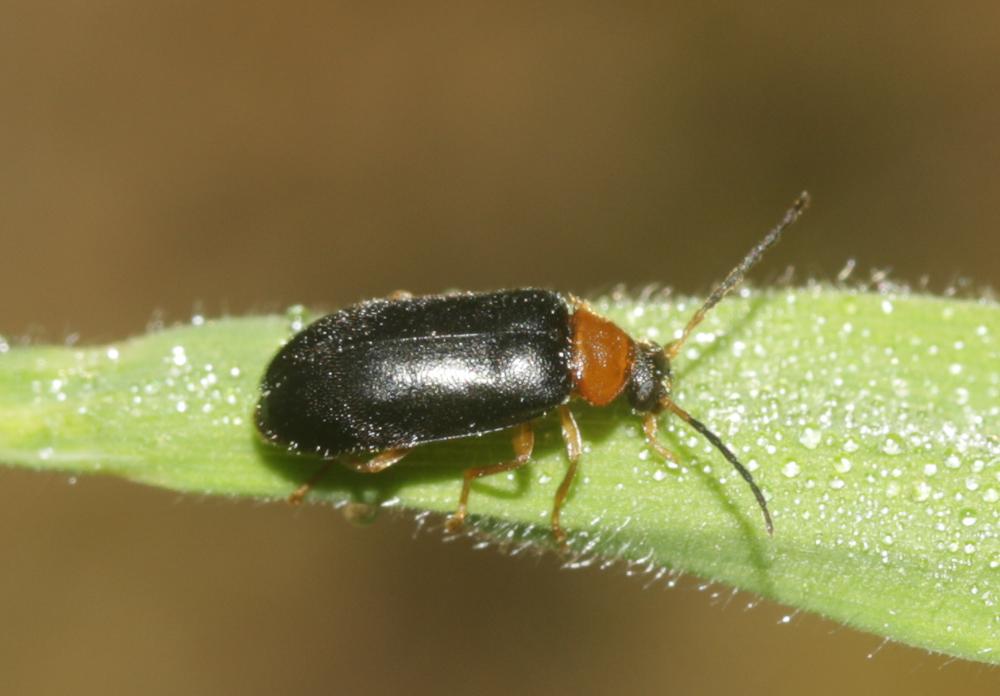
[625,340,671,413]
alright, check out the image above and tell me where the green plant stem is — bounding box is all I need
[0,287,997,662]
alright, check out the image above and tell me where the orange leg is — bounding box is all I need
[551,405,582,547]
[344,448,411,474]
[445,423,534,533]
[642,413,680,466]
[288,462,333,505]
[288,448,410,505]
[339,450,409,525]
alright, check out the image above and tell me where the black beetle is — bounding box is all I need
[256,193,810,543]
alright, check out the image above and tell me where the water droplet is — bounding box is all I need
[885,482,900,497]
[652,470,667,482]
[830,478,846,490]
[881,299,893,314]
[230,367,241,378]
[171,346,187,366]
[843,439,859,453]
[961,510,977,527]
[913,481,932,501]
[835,458,852,474]
[955,387,970,405]
[799,428,821,450]
[176,400,188,413]
[191,314,205,326]
[881,438,901,455]
[983,488,998,503]
[966,477,980,491]
[924,463,938,476]
[287,304,309,332]
[949,363,963,376]
[964,543,977,555]
[782,461,801,478]
[106,347,120,360]
[945,455,961,469]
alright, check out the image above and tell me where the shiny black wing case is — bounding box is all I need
[256,289,573,455]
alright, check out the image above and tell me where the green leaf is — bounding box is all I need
[0,288,997,662]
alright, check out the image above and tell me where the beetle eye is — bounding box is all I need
[653,349,669,375]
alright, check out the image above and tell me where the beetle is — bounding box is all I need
[256,192,810,544]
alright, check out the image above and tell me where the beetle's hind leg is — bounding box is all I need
[445,422,534,534]
[288,449,410,506]
[340,449,410,526]
[288,462,334,505]
[344,448,411,474]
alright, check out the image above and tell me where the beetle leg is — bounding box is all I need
[642,413,680,466]
[344,448,411,474]
[288,462,333,505]
[445,422,534,533]
[287,449,410,506]
[551,405,582,547]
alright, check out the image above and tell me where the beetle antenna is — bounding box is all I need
[665,191,810,360]
[660,397,773,535]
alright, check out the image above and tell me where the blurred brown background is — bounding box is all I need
[1,2,998,695]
